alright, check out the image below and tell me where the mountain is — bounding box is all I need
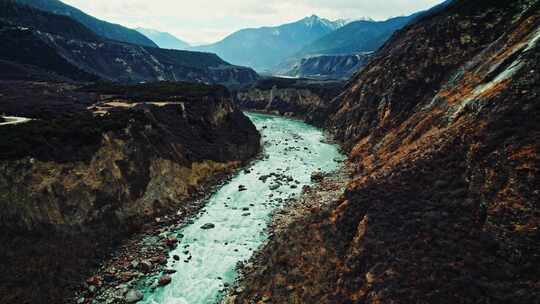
[192,15,347,72]
[14,0,157,47]
[297,15,416,57]
[233,0,540,303]
[297,0,454,58]
[0,2,261,302]
[275,2,456,79]
[0,0,258,87]
[272,14,417,79]
[136,27,190,50]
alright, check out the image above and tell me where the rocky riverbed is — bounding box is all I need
[72,167,247,304]
[81,112,345,304]
[223,166,352,303]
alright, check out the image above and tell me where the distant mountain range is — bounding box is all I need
[0,0,258,86]
[273,14,418,78]
[136,27,190,50]
[296,15,417,58]
[191,15,349,72]
[14,0,157,47]
[274,3,456,79]
[4,0,451,82]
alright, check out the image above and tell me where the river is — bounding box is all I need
[141,112,344,304]
[0,116,32,126]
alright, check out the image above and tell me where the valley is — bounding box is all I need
[82,113,343,304]
[0,0,538,303]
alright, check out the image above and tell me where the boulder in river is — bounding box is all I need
[201,223,216,229]
[165,236,179,248]
[125,289,144,303]
[311,171,325,182]
[158,275,172,286]
[269,184,280,190]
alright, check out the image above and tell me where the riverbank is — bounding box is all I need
[0,81,261,304]
[222,165,352,303]
[84,112,343,304]
[79,114,347,304]
[72,158,261,304]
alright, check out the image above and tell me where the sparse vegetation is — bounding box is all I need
[80,81,230,101]
[0,110,150,162]
[0,0,99,41]
[0,28,98,81]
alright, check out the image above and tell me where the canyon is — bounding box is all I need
[231,0,540,303]
[0,0,538,303]
[0,81,260,303]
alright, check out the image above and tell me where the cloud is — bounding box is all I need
[61,0,444,44]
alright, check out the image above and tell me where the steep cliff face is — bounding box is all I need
[234,77,344,124]
[0,81,260,303]
[233,1,540,303]
[282,53,371,80]
[0,103,258,233]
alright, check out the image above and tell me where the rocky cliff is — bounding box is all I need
[234,77,344,123]
[0,81,260,304]
[281,53,371,80]
[232,1,540,303]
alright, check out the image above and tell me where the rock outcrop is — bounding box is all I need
[281,53,372,80]
[234,77,344,124]
[233,1,540,303]
[0,81,260,303]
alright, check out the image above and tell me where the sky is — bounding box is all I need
[61,0,445,45]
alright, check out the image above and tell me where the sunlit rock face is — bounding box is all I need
[234,1,540,303]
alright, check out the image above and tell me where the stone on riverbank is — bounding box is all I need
[158,275,172,286]
[125,289,143,303]
[201,223,216,229]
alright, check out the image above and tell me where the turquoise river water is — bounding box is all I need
[141,112,344,304]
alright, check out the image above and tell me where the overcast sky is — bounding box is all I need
[61,0,445,45]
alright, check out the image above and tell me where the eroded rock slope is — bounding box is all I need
[234,77,344,124]
[233,1,540,303]
[0,81,260,304]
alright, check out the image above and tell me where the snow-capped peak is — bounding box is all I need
[301,15,348,30]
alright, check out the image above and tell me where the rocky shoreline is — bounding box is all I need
[0,81,262,304]
[73,155,267,304]
[222,165,352,304]
[222,1,540,303]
